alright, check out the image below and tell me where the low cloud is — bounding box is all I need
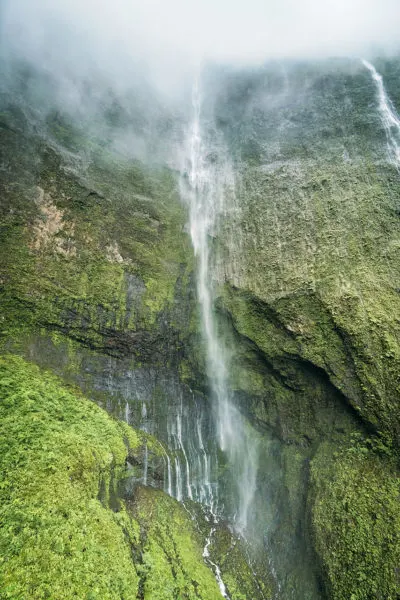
[1,0,398,163]
[1,0,399,75]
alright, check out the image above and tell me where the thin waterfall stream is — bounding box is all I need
[178,75,261,594]
[115,69,343,598]
[362,59,400,168]
[184,77,258,532]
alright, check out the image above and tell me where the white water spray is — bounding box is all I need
[165,451,173,496]
[362,59,400,169]
[196,416,215,508]
[143,443,148,486]
[176,399,193,500]
[175,456,183,501]
[181,76,258,533]
[124,400,130,424]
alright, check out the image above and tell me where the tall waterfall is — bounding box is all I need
[181,77,258,532]
[362,59,400,168]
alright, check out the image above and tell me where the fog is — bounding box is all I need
[1,0,399,77]
[0,0,399,162]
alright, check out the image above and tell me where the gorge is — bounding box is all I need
[1,4,400,599]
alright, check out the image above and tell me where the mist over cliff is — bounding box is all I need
[1,2,400,600]
[1,0,399,153]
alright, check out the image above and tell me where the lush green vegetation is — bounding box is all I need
[0,119,194,359]
[0,355,225,600]
[3,57,400,600]
[0,354,140,599]
[207,522,273,600]
[311,438,400,600]
[131,489,224,600]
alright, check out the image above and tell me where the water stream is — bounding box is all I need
[203,526,230,600]
[183,76,259,533]
[362,59,400,168]
[173,75,264,597]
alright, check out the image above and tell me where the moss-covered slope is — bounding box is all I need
[0,354,140,599]
[0,355,228,600]
[311,438,400,600]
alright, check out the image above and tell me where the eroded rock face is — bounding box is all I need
[207,57,400,598]
[209,58,400,441]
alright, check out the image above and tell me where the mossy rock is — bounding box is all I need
[207,522,274,600]
[0,117,195,366]
[0,354,141,599]
[211,59,400,447]
[219,159,400,445]
[128,489,225,600]
[310,438,400,600]
[0,355,228,600]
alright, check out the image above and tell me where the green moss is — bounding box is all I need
[219,285,359,446]
[0,125,195,369]
[310,438,400,599]
[0,355,228,600]
[0,354,140,599]
[130,487,225,600]
[208,525,274,600]
[219,159,400,444]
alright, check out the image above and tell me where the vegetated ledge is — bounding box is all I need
[310,437,400,600]
[0,355,225,600]
[0,355,274,600]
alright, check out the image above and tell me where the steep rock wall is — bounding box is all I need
[210,57,400,598]
[1,56,400,599]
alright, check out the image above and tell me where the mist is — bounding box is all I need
[1,0,399,81]
[2,0,400,66]
[1,0,399,164]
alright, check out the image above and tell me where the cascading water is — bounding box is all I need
[162,386,218,505]
[203,527,230,599]
[180,76,258,533]
[362,59,400,168]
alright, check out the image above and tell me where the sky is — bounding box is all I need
[1,0,399,70]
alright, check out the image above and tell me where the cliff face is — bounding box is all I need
[0,108,194,357]
[1,355,267,600]
[210,57,400,598]
[1,56,400,600]
[0,100,206,444]
[215,59,400,442]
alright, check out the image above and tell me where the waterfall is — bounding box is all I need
[176,398,193,500]
[165,451,173,496]
[203,527,231,600]
[124,400,130,424]
[196,412,215,509]
[143,443,148,486]
[175,456,183,501]
[181,76,258,533]
[362,59,400,168]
